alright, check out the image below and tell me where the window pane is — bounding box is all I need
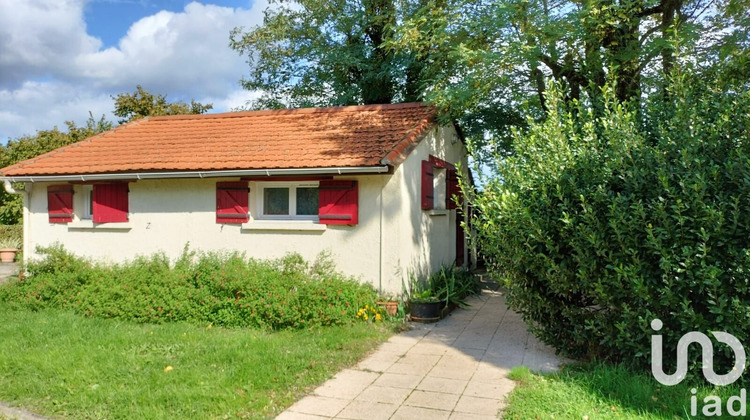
[263,188,289,215]
[296,187,319,215]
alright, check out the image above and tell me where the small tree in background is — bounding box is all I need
[0,87,212,225]
[112,85,212,124]
[0,114,113,225]
[471,71,750,374]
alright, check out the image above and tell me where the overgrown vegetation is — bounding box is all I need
[472,74,750,372]
[406,265,480,306]
[0,245,380,330]
[0,303,390,419]
[504,364,741,419]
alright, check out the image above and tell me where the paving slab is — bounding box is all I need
[337,400,399,420]
[0,402,50,420]
[278,288,565,419]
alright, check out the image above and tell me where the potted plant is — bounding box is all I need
[405,275,444,323]
[376,294,400,317]
[0,237,21,263]
[406,267,481,322]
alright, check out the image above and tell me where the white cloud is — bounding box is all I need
[0,0,269,141]
[202,88,262,111]
[0,80,113,141]
[75,2,265,97]
[0,0,101,88]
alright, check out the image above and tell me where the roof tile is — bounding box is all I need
[1,103,435,176]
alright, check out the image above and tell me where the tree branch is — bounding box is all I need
[636,4,664,18]
[640,23,664,46]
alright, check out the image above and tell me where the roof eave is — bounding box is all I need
[0,165,391,183]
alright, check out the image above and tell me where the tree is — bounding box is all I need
[229,0,430,109]
[231,0,748,162]
[112,85,213,124]
[393,0,734,146]
[0,114,113,224]
[0,86,213,225]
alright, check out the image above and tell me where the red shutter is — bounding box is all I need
[47,185,74,223]
[93,183,129,223]
[216,181,249,223]
[319,180,358,225]
[421,160,434,210]
[447,168,462,210]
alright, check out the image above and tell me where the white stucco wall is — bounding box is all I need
[26,175,384,288]
[379,125,469,293]
[23,125,468,296]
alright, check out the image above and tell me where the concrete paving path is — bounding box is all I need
[277,288,564,420]
[0,262,19,285]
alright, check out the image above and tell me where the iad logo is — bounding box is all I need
[651,319,746,386]
[651,319,748,417]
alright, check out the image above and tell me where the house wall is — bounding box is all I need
[378,125,469,293]
[23,124,468,296]
[25,174,386,290]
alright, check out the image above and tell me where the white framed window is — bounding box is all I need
[256,182,319,220]
[82,185,94,220]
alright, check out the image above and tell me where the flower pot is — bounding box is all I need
[0,248,17,263]
[409,301,444,323]
[377,301,398,316]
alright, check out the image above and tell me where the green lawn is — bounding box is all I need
[0,303,392,419]
[504,364,743,419]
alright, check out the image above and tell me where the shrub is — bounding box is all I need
[0,224,22,249]
[406,265,480,306]
[472,76,750,374]
[0,244,379,330]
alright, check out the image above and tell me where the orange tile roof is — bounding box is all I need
[0,103,436,177]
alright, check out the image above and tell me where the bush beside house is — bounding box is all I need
[472,77,750,374]
[0,244,380,330]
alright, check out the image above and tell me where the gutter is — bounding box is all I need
[0,166,391,183]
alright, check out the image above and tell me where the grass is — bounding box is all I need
[0,302,393,419]
[504,364,744,419]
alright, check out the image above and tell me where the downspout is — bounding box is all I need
[378,177,385,293]
[4,180,29,265]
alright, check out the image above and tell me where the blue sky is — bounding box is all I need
[0,0,268,141]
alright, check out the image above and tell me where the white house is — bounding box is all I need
[0,103,470,294]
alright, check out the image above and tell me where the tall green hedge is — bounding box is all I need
[473,76,750,373]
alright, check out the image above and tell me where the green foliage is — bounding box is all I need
[391,0,750,160]
[0,225,22,247]
[504,363,740,419]
[0,303,390,419]
[0,87,213,225]
[112,85,213,124]
[0,237,21,250]
[0,113,112,169]
[229,0,428,109]
[0,245,379,330]
[406,265,479,305]
[472,75,750,373]
[428,265,480,307]
[0,113,113,224]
